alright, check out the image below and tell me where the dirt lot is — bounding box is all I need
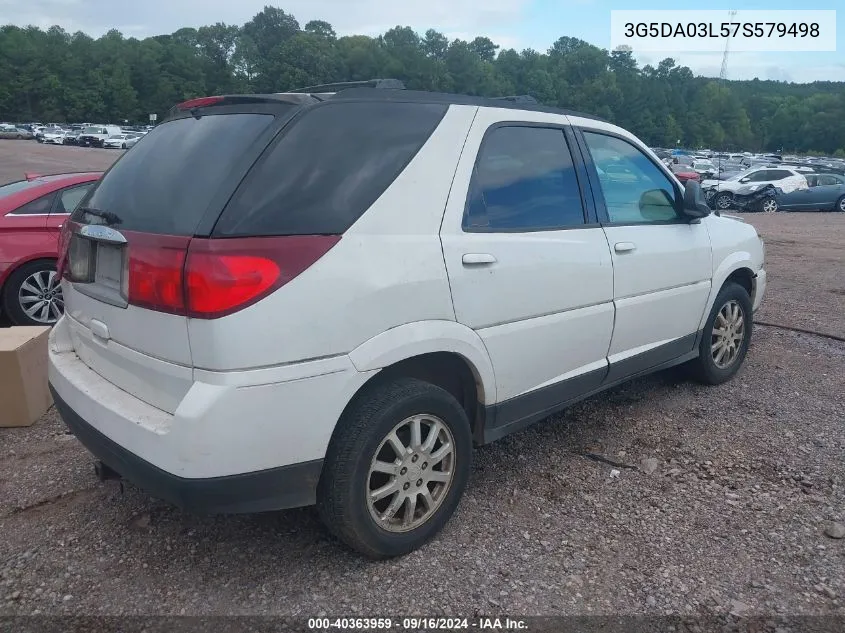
[0,139,121,182]
[1,142,844,619]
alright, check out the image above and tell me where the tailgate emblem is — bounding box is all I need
[80,225,127,244]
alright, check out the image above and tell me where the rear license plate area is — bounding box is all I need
[94,243,125,293]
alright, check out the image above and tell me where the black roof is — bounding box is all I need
[325,87,606,122]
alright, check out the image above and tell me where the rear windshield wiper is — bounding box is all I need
[76,206,122,225]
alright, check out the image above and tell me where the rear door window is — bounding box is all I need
[464,126,586,231]
[13,192,57,215]
[73,113,277,235]
[214,101,447,236]
[54,183,94,214]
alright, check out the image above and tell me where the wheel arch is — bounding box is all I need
[345,321,497,442]
[698,254,756,332]
[0,255,57,290]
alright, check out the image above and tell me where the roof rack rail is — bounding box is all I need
[287,79,406,94]
[491,95,538,104]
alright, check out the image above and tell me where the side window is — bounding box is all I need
[582,131,680,224]
[12,192,57,215]
[463,126,585,231]
[216,102,447,236]
[744,171,768,182]
[769,170,794,180]
[55,184,93,214]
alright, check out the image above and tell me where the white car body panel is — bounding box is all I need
[440,107,615,402]
[49,317,375,476]
[602,223,712,356]
[347,319,497,405]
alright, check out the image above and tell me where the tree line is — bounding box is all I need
[1,5,844,155]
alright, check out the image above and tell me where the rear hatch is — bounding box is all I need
[60,97,306,412]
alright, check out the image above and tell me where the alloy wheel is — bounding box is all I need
[838,198,845,212]
[716,194,732,210]
[711,300,745,369]
[366,414,456,533]
[762,198,778,213]
[18,269,64,324]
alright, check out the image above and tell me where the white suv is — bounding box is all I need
[48,83,767,558]
[702,166,807,210]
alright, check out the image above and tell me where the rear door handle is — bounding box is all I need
[462,253,497,265]
[614,242,636,253]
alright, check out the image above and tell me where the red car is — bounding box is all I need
[1,172,101,325]
[670,164,701,183]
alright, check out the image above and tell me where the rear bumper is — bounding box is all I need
[52,386,323,513]
[47,315,375,510]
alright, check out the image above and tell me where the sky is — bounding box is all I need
[2,0,843,82]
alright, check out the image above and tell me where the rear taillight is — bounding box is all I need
[114,234,340,319]
[56,220,75,279]
[183,235,340,319]
[127,237,189,313]
[176,96,224,110]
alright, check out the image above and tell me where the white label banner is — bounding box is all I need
[610,10,836,52]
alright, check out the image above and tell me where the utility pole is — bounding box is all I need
[720,10,737,82]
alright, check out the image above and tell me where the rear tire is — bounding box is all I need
[2,260,64,326]
[835,196,845,212]
[317,378,472,559]
[687,282,752,385]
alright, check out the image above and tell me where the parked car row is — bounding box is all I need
[0,122,153,148]
[701,167,845,213]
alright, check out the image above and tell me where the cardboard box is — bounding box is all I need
[0,326,53,428]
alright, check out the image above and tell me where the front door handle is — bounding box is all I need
[462,253,497,265]
[614,242,636,253]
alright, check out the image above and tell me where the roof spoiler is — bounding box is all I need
[287,79,406,93]
[24,172,42,181]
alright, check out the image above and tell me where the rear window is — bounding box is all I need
[214,101,448,236]
[73,113,276,235]
[0,180,42,198]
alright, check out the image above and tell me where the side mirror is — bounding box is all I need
[683,180,711,218]
[739,177,750,183]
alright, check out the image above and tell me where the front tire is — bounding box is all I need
[835,195,845,212]
[688,282,753,385]
[2,260,64,326]
[714,192,733,211]
[760,197,778,213]
[317,378,472,559]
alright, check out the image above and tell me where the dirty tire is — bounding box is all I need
[688,281,753,385]
[317,377,472,559]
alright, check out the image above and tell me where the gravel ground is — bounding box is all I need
[0,143,843,620]
[0,139,121,182]
[744,212,845,340]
